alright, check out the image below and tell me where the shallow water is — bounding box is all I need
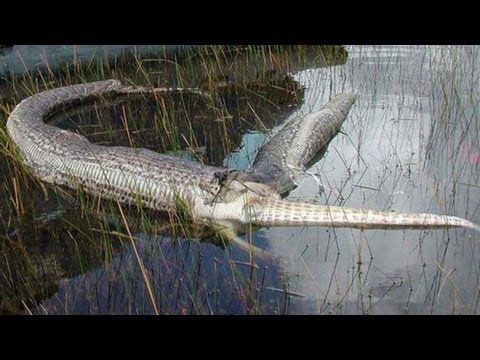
[1,45,478,314]
[262,45,480,314]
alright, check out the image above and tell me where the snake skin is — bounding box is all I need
[6,80,479,232]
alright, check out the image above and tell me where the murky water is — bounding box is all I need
[1,45,478,314]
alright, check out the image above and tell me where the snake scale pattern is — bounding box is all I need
[6,80,479,232]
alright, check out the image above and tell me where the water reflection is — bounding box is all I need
[0,77,301,314]
[4,46,475,314]
[265,45,480,314]
[0,45,348,314]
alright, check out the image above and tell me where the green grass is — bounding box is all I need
[4,45,475,315]
[0,45,345,314]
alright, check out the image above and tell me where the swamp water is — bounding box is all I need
[0,45,478,314]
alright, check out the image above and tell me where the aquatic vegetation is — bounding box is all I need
[0,45,478,314]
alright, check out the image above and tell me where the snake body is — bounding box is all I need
[6,80,479,232]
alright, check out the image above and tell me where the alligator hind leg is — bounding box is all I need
[209,221,278,263]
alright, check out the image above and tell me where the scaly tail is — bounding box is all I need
[247,199,480,232]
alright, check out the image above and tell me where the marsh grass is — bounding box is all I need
[4,45,474,315]
[265,45,480,315]
[0,45,344,314]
